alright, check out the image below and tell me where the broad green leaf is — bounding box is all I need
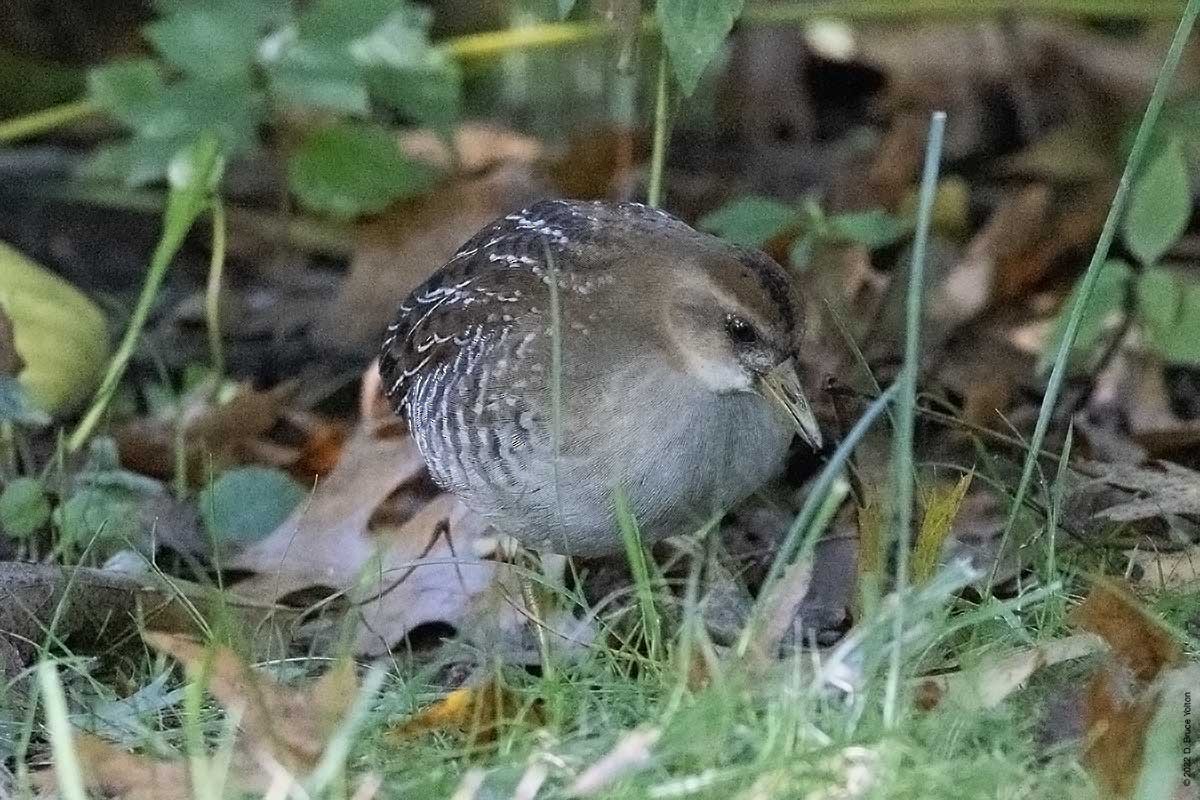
[1136,266,1183,352]
[297,0,404,43]
[87,60,166,129]
[1148,271,1200,364]
[158,76,263,154]
[266,39,370,115]
[558,0,577,17]
[347,4,435,69]
[1039,259,1132,374]
[1124,137,1192,267]
[199,466,304,543]
[365,62,461,130]
[144,5,265,80]
[698,196,798,247]
[84,76,256,186]
[827,209,913,249]
[288,122,438,217]
[84,136,188,187]
[657,0,745,95]
[56,486,142,549]
[0,478,51,538]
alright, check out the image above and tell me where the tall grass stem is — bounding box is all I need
[882,110,946,729]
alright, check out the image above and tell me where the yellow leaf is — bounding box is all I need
[912,473,972,585]
[0,240,110,413]
[390,674,541,744]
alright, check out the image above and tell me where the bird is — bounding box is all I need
[379,199,822,556]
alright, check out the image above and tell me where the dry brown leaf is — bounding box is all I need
[229,373,515,656]
[115,381,297,484]
[1083,459,1200,523]
[312,134,548,356]
[34,733,191,800]
[1071,578,1184,798]
[36,634,359,800]
[1127,545,1200,591]
[915,633,1107,711]
[746,556,814,668]
[146,632,357,775]
[1119,353,1200,454]
[390,672,542,745]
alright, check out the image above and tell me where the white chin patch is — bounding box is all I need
[686,354,754,394]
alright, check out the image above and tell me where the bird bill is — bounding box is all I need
[758,360,823,449]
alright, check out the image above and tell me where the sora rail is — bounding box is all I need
[380,199,821,555]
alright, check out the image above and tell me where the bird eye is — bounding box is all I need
[725,314,759,346]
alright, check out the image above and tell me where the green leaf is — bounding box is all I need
[266,38,370,115]
[162,132,225,252]
[297,0,403,43]
[1039,259,1133,374]
[1124,136,1192,267]
[288,122,438,217]
[698,196,799,247]
[346,3,435,68]
[365,62,461,130]
[1136,266,1183,350]
[143,5,264,80]
[199,466,304,543]
[826,209,914,249]
[656,0,745,95]
[56,486,141,548]
[159,76,263,154]
[0,376,50,426]
[1138,266,1200,364]
[87,60,166,129]
[0,478,51,538]
[84,136,188,187]
[557,0,577,17]
[84,76,256,186]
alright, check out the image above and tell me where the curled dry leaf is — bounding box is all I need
[1070,578,1184,799]
[914,632,1107,712]
[115,381,298,484]
[390,671,542,745]
[1081,459,1200,523]
[35,633,360,800]
[146,632,358,776]
[229,364,528,656]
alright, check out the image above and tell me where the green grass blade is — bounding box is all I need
[884,110,946,729]
[37,659,88,800]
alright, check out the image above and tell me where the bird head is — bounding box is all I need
[661,245,823,450]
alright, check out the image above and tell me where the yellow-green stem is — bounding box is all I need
[67,209,200,452]
[0,98,95,144]
[646,55,671,208]
[205,199,227,383]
